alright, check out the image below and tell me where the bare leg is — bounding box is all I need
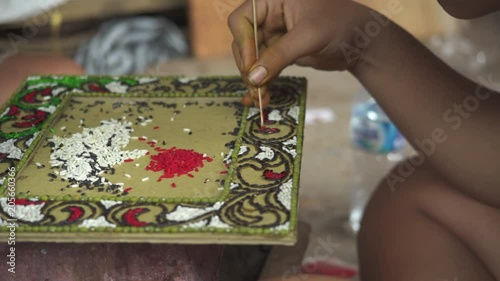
[358,158,500,281]
[0,53,85,105]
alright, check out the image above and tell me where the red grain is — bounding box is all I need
[146,147,213,182]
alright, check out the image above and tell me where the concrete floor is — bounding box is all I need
[152,57,385,275]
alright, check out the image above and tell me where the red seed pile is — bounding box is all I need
[146,147,213,182]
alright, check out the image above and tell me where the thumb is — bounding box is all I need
[247,26,320,86]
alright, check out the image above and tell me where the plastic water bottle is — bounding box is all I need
[348,88,406,233]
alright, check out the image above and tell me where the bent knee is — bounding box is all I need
[367,157,448,208]
[359,157,500,280]
[358,157,458,238]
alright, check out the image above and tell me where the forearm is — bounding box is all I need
[351,23,500,201]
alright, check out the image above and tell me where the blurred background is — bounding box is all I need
[1,0,498,76]
[1,0,499,280]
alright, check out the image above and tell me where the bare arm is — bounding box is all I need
[228,0,500,205]
[352,23,500,204]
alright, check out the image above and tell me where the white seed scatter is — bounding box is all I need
[283,147,297,158]
[218,187,224,191]
[183,220,208,229]
[105,81,127,93]
[283,136,297,147]
[28,82,57,90]
[178,77,198,84]
[38,105,57,114]
[48,119,148,185]
[288,106,300,124]
[100,200,122,209]
[283,136,297,158]
[80,216,116,228]
[223,149,233,164]
[138,77,158,84]
[0,217,12,227]
[135,163,140,167]
[60,126,66,131]
[26,132,39,147]
[166,202,223,221]
[256,146,274,161]
[277,179,293,211]
[124,174,131,178]
[0,139,23,160]
[230,182,239,190]
[268,110,283,122]
[220,152,224,157]
[70,184,79,188]
[208,216,231,229]
[0,107,9,118]
[35,162,42,167]
[152,139,157,143]
[130,136,139,140]
[170,117,175,122]
[140,122,147,126]
[183,128,191,132]
[141,177,149,182]
[115,182,124,186]
[238,146,249,156]
[43,96,51,101]
[271,222,290,232]
[52,87,66,96]
[0,198,45,222]
[27,76,41,81]
[247,107,260,119]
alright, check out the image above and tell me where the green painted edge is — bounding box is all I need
[4,224,289,236]
[288,78,308,232]
[217,105,250,202]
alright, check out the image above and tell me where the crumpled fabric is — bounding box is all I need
[75,16,188,75]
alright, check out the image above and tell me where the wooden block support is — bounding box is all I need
[188,0,456,58]
[188,0,244,58]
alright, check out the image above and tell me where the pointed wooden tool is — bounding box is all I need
[252,0,265,127]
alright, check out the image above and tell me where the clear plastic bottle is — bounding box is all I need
[348,88,406,232]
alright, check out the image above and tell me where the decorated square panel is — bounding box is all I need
[0,76,306,245]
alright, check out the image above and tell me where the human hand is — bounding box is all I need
[228,0,378,107]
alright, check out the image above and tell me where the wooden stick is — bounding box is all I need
[252,0,265,127]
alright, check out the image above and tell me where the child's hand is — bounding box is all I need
[228,0,375,106]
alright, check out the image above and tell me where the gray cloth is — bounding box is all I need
[75,16,188,75]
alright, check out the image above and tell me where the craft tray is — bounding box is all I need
[0,76,306,245]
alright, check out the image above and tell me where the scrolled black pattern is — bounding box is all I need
[40,201,100,226]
